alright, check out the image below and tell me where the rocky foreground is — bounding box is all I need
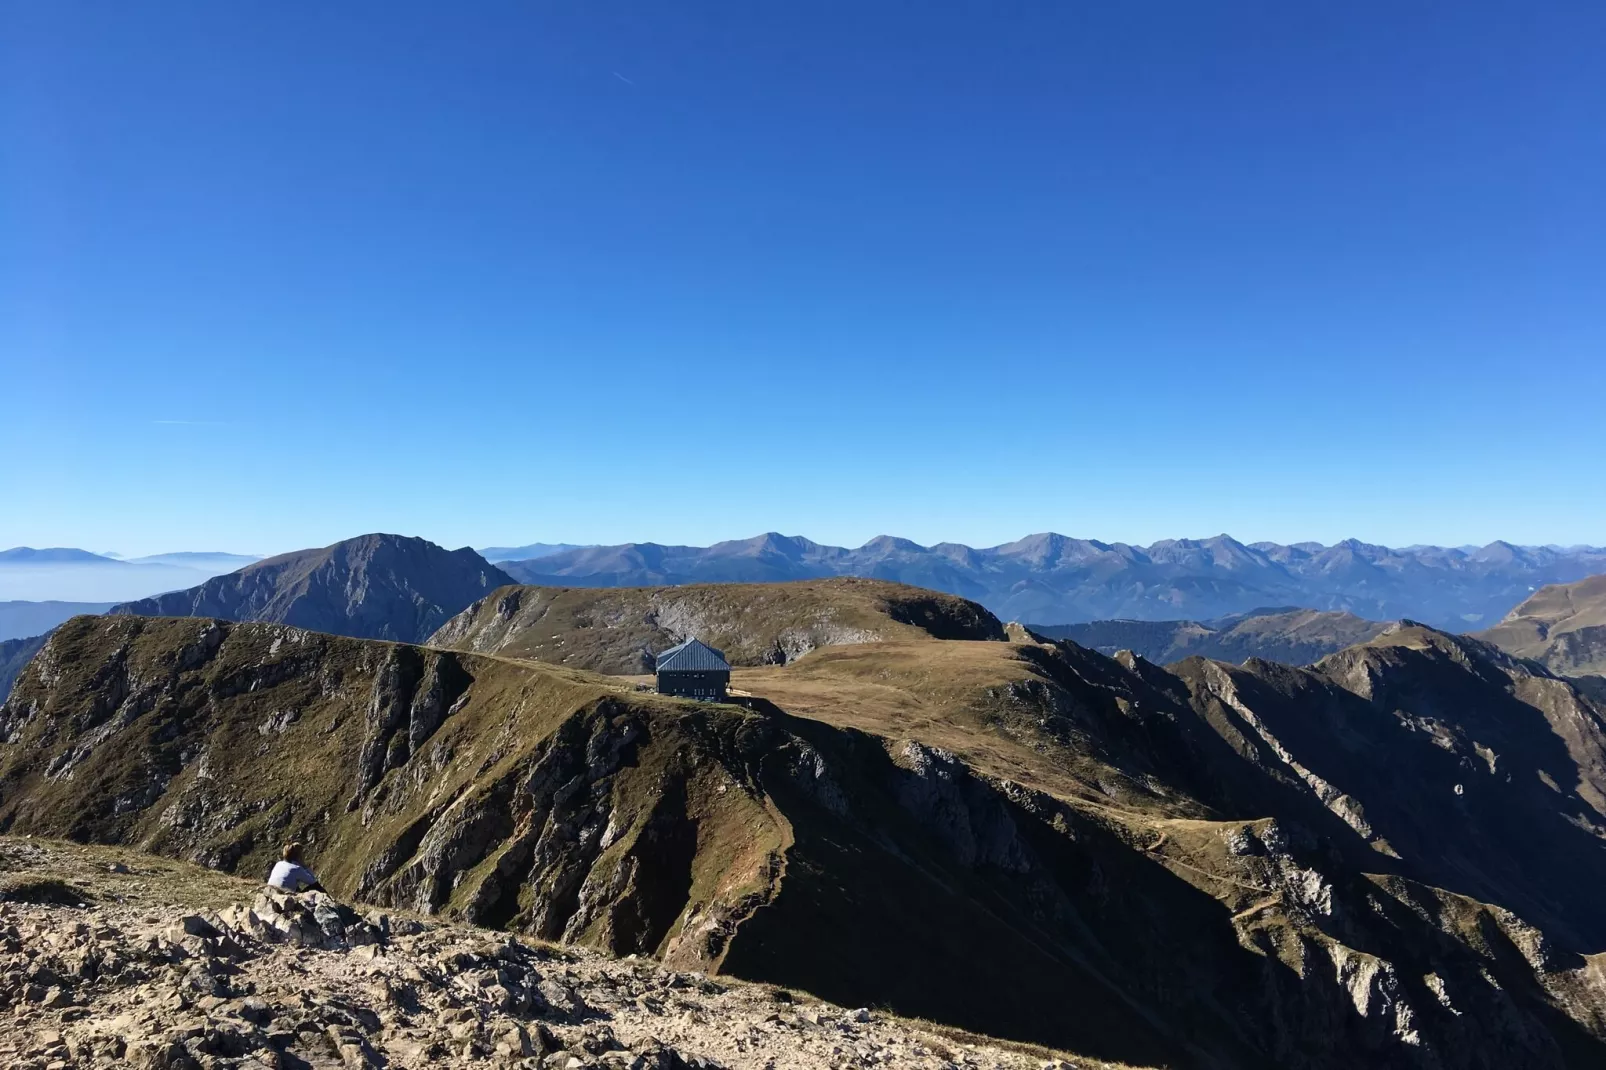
[0,839,1123,1070]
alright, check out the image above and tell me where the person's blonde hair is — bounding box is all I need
[282,841,304,864]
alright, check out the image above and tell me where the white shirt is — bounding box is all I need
[267,860,319,892]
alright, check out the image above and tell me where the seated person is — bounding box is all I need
[267,841,326,893]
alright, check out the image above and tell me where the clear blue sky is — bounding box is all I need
[3,2,1603,556]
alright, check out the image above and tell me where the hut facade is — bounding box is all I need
[654,638,731,700]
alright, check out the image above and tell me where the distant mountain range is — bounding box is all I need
[0,600,116,642]
[108,534,513,643]
[1033,607,1392,666]
[1,529,1593,714]
[108,551,262,572]
[0,548,112,564]
[477,542,586,562]
[12,533,1606,631]
[0,547,258,602]
[495,532,1606,629]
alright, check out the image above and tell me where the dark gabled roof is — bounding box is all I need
[654,637,731,673]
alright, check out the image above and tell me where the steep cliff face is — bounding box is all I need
[1164,626,1606,951]
[3,613,1606,1067]
[0,615,779,972]
[109,534,513,643]
[427,578,1006,673]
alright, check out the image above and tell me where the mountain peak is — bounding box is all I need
[109,534,512,643]
[1468,540,1531,565]
[711,532,817,559]
[859,535,926,554]
[993,532,1114,566]
[0,547,117,564]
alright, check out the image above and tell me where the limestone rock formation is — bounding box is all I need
[1,839,1095,1070]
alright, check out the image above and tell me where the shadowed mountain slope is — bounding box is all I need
[3,604,1606,1067]
[427,577,1006,672]
[1173,625,1606,949]
[1479,574,1606,678]
[109,534,513,643]
[499,532,1606,630]
[1034,607,1391,666]
[0,633,46,703]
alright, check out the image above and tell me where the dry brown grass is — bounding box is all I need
[732,639,1203,824]
[0,836,260,913]
[428,577,1004,673]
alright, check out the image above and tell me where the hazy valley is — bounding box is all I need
[0,550,257,606]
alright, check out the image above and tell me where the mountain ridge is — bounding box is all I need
[1033,606,1393,666]
[5,587,1606,1066]
[0,547,118,564]
[1478,574,1606,678]
[428,577,1007,672]
[1040,604,1394,661]
[478,542,586,562]
[108,533,514,643]
[498,532,1606,629]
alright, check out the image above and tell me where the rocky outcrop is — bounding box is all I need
[2,839,1102,1070]
[350,645,473,806]
[892,742,1031,872]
